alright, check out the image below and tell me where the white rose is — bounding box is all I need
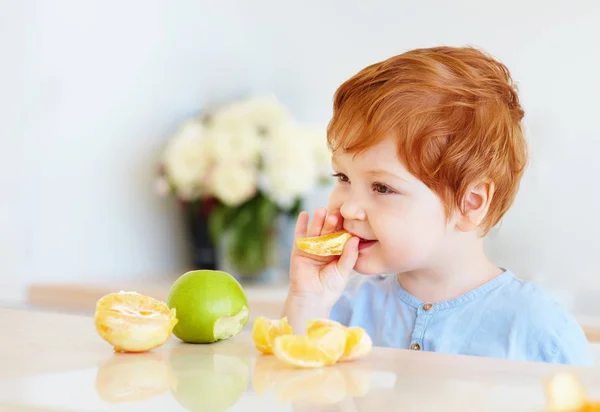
[237,95,291,134]
[162,119,213,201]
[211,95,291,141]
[210,162,257,206]
[260,122,319,208]
[207,121,262,164]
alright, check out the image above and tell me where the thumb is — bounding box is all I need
[336,236,360,278]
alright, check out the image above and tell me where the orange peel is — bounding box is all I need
[296,230,352,256]
[94,291,178,353]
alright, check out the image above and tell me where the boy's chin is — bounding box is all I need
[353,261,386,276]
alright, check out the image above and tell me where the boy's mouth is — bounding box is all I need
[358,238,377,250]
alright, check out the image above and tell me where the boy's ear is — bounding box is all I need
[456,180,495,232]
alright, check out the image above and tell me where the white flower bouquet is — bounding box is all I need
[157,95,331,277]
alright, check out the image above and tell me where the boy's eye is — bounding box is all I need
[373,183,393,194]
[332,173,349,183]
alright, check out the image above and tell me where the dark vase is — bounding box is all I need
[183,201,218,271]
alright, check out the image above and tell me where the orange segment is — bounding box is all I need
[252,316,294,355]
[342,327,373,361]
[273,326,346,368]
[94,291,178,353]
[307,326,346,364]
[307,319,344,331]
[307,319,372,361]
[545,372,587,412]
[296,230,352,256]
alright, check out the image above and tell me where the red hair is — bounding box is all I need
[327,46,527,234]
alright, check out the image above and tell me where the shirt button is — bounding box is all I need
[423,303,433,311]
[410,343,421,351]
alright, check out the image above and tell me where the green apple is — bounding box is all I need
[166,270,249,343]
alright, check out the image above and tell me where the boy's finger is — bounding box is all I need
[321,213,338,235]
[294,211,309,240]
[306,207,327,237]
[336,237,360,277]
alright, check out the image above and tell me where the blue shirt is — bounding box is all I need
[330,270,593,366]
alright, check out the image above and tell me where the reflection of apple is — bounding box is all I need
[168,347,250,412]
[95,352,176,403]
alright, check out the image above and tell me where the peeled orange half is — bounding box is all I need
[296,230,352,256]
[95,291,178,353]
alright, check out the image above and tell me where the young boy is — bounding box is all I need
[282,46,592,366]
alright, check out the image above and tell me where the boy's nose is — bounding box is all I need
[340,201,366,221]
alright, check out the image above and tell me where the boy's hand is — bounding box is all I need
[283,208,359,331]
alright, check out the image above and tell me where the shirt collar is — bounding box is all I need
[392,269,514,310]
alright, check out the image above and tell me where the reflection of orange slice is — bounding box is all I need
[94,291,178,353]
[273,326,346,368]
[252,316,294,355]
[273,367,347,404]
[253,358,372,403]
[340,366,373,397]
[252,352,373,402]
[95,353,176,403]
[307,319,372,361]
[253,355,289,396]
[296,230,352,256]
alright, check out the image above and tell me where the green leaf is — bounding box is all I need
[207,205,226,245]
[287,197,303,217]
[257,197,278,229]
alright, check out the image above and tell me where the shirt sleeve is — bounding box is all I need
[329,290,353,326]
[328,273,367,326]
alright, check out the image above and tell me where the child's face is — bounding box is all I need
[327,137,453,275]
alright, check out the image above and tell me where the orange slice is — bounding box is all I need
[296,230,352,256]
[342,327,373,361]
[273,326,346,368]
[95,291,178,353]
[252,316,294,355]
[307,319,372,361]
[545,372,588,412]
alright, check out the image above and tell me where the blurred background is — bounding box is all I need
[1,0,599,320]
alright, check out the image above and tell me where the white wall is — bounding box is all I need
[0,0,265,301]
[0,1,35,301]
[2,1,599,310]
